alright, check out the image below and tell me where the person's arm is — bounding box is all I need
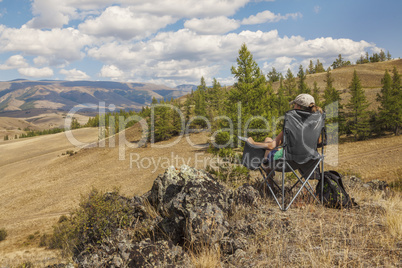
[275,131,283,147]
[247,131,283,150]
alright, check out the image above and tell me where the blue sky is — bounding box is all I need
[0,0,400,87]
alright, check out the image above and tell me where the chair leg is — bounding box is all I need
[285,161,322,211]
[259,167,283,210]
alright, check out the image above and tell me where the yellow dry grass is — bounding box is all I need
[329,135,402,182]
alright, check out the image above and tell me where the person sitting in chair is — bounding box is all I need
[247,93,323,177]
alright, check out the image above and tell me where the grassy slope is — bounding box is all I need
[272,59,402,109]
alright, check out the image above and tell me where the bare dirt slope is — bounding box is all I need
[0,125,401,265]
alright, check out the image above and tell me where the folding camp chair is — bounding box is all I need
[241,109,326,211]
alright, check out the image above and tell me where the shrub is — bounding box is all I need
[50,188,139,256]
[214,131,231,146]
[0,228,7,241]
[16,261,34,268]
[207,161,249,188]
[39,233,50,247]
[65,150,76,156]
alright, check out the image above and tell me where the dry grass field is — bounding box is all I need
[0,121,401,266]
[0,112,90,141]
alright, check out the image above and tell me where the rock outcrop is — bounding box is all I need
[148,165,233,246]
[68,167,390,267]
[71,165,259,267]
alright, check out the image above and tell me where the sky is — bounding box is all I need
[0,0,401,87]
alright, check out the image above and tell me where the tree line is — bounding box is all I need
[184,44,400,148]
[74,45,401,146]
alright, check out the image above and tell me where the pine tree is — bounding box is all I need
[386,51,392,61]
[379,50,386,62]
[379,67,402,135]
[308,60,315,74]
[192,77,208,127]
[377,69,393,134]
[267,67,280,83]
[228,43,270,143]
[297,65,310,94]
[284,68,297,100]
[277,76,289,115]
[331,54,351,69]
[346,70,370,140]
[392,67,402,135]
[212,78,226,116]
[323,69,345,135]
[312,81,322,108]
[230,43,267,114]
[71,118,81,129]
[194,77,207,116]
[370,53,380,63]
[315,59,325,73]
[323,70,341,107]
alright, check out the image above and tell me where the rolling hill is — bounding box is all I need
[272,59,402,109]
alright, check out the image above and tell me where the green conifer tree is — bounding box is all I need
[312,81,322,108]
[193,77,208,127]
[267,67,280,83]
[228,43,269,143]
[346,70,370,140]
[379,50,386,62]
[297,65,311,94]
[386,51,392,61]
[284,68,297,100]
[277,76,289,115]
[315,59,325,73]
[308,60,315,74]
[378,67,402,135]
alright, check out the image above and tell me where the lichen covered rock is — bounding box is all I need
[148,165,232,246]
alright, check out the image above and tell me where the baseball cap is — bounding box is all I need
[289,93,315,107]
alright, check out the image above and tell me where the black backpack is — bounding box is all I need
[316,170,357,209]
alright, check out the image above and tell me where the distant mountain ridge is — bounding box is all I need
[0,80,196,112]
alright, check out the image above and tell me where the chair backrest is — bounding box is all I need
[282,109,325,165]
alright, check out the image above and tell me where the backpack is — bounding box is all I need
[316,170,357,209]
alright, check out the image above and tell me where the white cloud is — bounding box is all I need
[27,0,77,28]
[262,56,298,74]
[184,17,240,34]
[314,6,321,14]
[0,0,381,86]
[0,26,93,63]
[60,68,90,80]
[33,56,49,66]
[0,55,28,70]
[99,65,124,80]
[18,67,54,77]
[79,6,176,40]
[87,29,377,85]
[128,0,249,18]
[242,10,302,25]
[26,0,249,30]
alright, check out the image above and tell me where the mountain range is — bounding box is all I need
[0,80,197,112]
